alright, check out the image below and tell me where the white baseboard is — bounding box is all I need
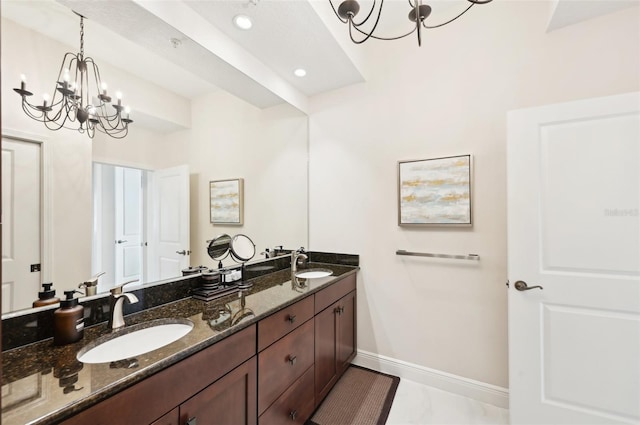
[352,349,509,409]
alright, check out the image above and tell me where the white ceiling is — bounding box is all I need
[2,0,366,113]
[2,0,633,114]
[547,0,639,32]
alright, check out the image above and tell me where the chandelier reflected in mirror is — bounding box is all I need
[13,13,133,139]
[330,0,494,46]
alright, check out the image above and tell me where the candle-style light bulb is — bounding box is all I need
[63,69,70,83]
[42,93,50,107]
[101,82,108,95]
[124,105,131,120]
[20,74,26,91]
[116,91,122,106]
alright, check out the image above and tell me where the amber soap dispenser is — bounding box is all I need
[33,282,60,307]
[53,291,85,345]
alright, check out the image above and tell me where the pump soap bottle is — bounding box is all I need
[33,283,60,307]
[53,291,85,345]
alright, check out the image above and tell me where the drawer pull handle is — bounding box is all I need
[288,355,297,365]
[186,417,197,425]
[287,314,297,323]
[289,410,298,421]
[335,306,345,315]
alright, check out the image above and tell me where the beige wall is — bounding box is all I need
[180,91,308,268]
[308,2,640,387]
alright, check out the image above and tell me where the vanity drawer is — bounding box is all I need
[315,273,356,314]
[259,366,314,425]
[258,319,314,414]
[258,295,314,351]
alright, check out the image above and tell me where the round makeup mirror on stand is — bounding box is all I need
[207,234,232,268]
[229,234,256,263]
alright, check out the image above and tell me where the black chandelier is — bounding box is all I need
[13,13,133,139]
[330,0,494,46]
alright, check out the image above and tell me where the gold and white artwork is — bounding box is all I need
[398,155,472,226]
[210,178,244,225]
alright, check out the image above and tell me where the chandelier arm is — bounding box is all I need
[416,3,422,46]
[98,111,127,131]
[351,0,378,28]
[352,22,417,41]
[95,124,128,139]
[51,52,76,107]
[347,0,385,44]
[328,0,349,23]
[423,3,474,29]
[21,102,46,121]
[85,57,103,103]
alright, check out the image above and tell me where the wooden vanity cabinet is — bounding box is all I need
[314,274,357,406]
[61,272,357,425]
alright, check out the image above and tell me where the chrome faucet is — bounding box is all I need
[108,279,139,331]
[291,247,308,273]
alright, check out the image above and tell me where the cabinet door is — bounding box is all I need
[336,291,356,372]
[180,357,257,425]
[314,302,338,404]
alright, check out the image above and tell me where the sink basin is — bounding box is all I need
[77,318,194,364]
[295,268,333,279]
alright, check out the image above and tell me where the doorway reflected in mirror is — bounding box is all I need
[92,163,190,294]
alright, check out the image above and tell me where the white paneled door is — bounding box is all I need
[114,167,143,285]
[153,165,190,280]
[1,137,41,311]
[507,93,640,424]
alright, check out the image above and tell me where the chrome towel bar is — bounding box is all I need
[396,250,480,261]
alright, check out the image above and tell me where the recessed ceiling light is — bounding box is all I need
[293,68,307,77]
[233,14,253,30]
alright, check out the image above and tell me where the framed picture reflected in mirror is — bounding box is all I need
[210,178,244,225]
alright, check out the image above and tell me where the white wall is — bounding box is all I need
[308,2,640,388]
[176,91,308,268]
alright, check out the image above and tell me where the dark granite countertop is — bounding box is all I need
[1,263,357,425]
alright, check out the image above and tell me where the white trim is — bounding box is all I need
[352,349,509,409]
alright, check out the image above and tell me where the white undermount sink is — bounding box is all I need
[77,318,194,364]
[295,268,333,279]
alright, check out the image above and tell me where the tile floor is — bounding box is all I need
[386,378,510,424]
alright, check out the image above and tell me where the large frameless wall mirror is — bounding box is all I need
[1,1,309,314]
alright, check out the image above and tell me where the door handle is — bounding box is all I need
[116,240,128,244]
[176,250,191,256]
[514,280,543,291]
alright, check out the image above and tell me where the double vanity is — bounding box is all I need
[1,257,358,425]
